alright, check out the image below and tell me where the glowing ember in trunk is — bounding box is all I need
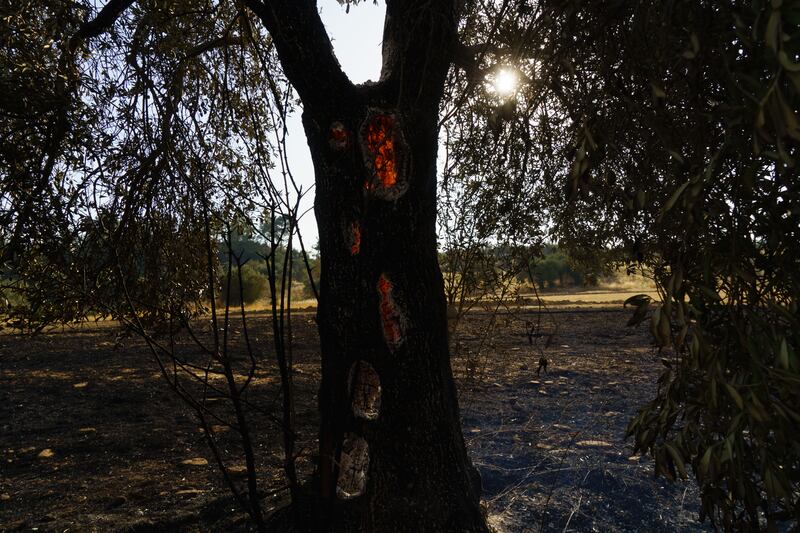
[364,114,397,187]
[360,110,409,200]
[377,273,405,351]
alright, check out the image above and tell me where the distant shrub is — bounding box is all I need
[220,264,268,306]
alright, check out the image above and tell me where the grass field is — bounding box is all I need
[235,275,660,313]
[530,288,660,307]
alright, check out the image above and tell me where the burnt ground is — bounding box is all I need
[453,308,709,533]
[0,306,711,532]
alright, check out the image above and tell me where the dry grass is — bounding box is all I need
[241,298,318,313]
[596,270,657,292]
[518,270,658,307]
[532,289,660,307]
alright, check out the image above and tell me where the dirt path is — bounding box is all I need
[1,307,710,531]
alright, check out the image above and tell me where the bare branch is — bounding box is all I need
[70,0,136,50]
[185,34,245,60]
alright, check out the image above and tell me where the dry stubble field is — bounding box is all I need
[1,297,711,532]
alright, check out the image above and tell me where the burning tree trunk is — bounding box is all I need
[244,0,488,530]
[306,106,484,530]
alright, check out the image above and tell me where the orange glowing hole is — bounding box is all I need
[377,274,404,350]
[349,222,361,255]
[364,114,398,188]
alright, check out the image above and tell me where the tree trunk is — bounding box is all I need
[243,0,488,530]
[304,95,486,532]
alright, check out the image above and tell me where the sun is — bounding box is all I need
[493,68,519,97]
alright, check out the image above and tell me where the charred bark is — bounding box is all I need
[304,98,485,531]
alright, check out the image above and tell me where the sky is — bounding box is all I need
[285,1,386,246]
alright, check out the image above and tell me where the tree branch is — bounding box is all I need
[185,35,245,61]
[242,0,356,112]
[380,0,460,109]
[452,41,496,82]
[69,0,136,50]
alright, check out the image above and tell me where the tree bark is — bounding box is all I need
[304,103,485,531]
[246,0,488,530]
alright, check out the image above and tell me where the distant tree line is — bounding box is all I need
[218,223,319,306]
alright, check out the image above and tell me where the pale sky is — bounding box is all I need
[286,1,386,247]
